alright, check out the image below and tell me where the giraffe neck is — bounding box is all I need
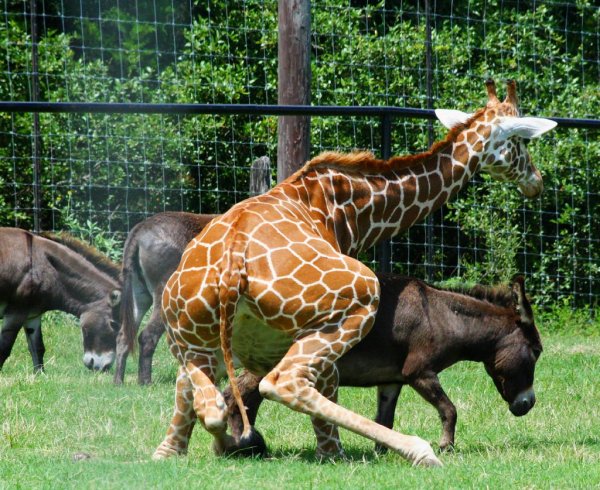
[282,120,492,256]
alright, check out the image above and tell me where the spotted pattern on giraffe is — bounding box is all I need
[153,80,556,466]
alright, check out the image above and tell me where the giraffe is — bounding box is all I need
[154,80,556,466]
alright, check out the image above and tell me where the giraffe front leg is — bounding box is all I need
[153,366,196,460]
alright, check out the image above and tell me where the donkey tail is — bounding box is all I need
[120,245,141,354]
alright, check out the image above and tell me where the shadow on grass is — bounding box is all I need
[238,446,383,464]
[256,433,600,463]
[447,434,600,455]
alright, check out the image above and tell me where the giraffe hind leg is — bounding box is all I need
[259,309,441,466]
[311,364,344,460]
[185,353,236,455]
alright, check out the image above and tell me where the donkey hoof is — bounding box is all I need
[223,427,268,458]
[374,443,388,455]
[212,434,237,456]
[439,441,455,453]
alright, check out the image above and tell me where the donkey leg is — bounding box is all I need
[137,307,165,385]
[24,317,45,373]
[374,384,403,454]
[0,313,26,370]
[411,374,457,451]
[152,366,197,459]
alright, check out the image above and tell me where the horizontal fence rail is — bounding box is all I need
[2,0,598,308]
[1,102,598,129]
[1,101,598,307]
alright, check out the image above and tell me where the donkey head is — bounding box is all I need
[483,276,542,416]
[81,289,121,371]
[436,79,556,199]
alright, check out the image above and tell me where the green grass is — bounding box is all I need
[1,313,600,489]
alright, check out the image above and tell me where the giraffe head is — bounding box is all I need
[436,80,557,198]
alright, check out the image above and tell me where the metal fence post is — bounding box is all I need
[424,0,435,281]
[30,0,41,233]
[378,114,392,273]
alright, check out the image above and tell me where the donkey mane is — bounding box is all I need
[40,231,121,280]
[439,282,515,309]
[300,108,487,176]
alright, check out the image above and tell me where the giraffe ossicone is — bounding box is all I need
[154,80,555,466]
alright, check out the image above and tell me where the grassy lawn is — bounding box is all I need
[1,312,599,489]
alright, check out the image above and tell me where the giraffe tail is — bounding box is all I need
[218,236,267,457]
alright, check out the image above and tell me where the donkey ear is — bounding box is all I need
[498,117,557,139]
[435,109,472,129]
[511,276,534,326]
[109,289,122,307]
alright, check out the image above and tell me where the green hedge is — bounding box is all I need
[0,1,598,306]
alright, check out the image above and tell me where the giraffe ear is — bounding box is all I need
[435,109,472,129]
[498,117,557,139]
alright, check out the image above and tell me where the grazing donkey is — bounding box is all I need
[113,212,217,385]
[0,227,121,372]
[224,274,542,454]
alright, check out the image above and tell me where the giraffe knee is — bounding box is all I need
[258,375,279,401]
[196,391,229,435]
[259,371,314,408]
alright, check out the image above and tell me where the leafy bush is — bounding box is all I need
[0,1,598,310]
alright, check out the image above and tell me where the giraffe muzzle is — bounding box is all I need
[519,170,544,198]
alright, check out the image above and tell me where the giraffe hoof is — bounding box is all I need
[152,443,186,460]
[406,436,442,467]
[315,449,346,462]
[416,455,443,468]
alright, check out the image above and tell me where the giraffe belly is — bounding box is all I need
[231,301,293,376]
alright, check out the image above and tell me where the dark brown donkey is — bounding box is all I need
[0,227,121,372]
[225,274,542,453]
[113,212,217,384]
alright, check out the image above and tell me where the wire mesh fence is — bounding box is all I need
[0,0,598,307]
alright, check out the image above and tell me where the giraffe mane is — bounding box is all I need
[300,107,488,176]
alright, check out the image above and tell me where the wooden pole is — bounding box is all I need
[249,156,272,196]
[277,0,311,182]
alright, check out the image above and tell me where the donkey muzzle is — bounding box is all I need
[83,351,115,372]
[509,387,536,416]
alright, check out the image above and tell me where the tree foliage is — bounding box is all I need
[0,0,598,305]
